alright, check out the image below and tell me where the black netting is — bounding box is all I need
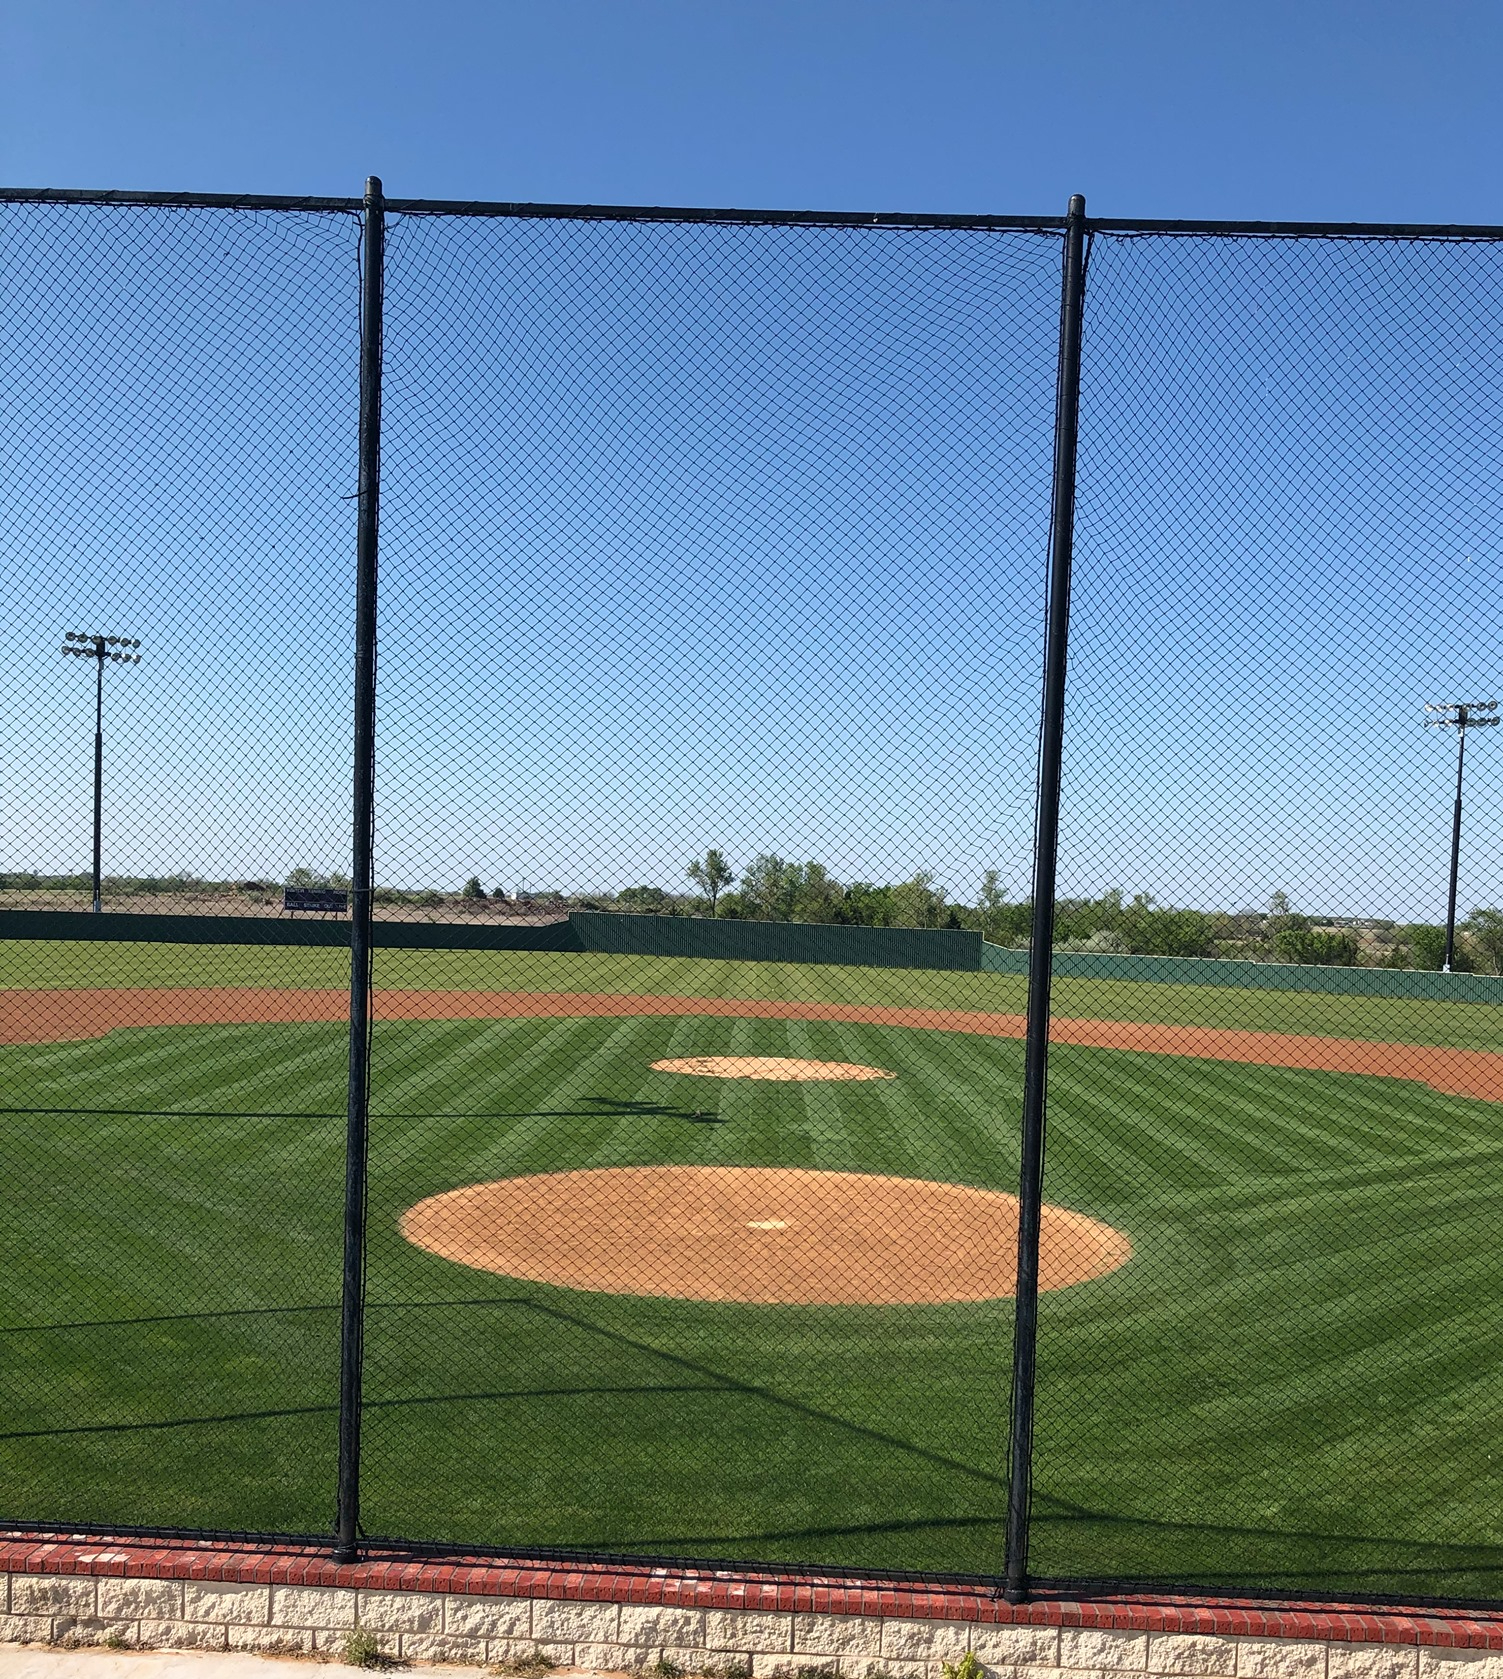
[0,200,360,1535]
[361,212,1063,1574]
[5,191,1503,1607]
[1036,231,1503,1601]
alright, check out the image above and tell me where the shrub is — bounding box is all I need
[941,1657,986,1679]
[1273,927,1360,966]
[341,1629,383,1668]
[1400,925,1477,972]
[1120,905,1217,958]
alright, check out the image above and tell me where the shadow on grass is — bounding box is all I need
[0,1096,716,1121]
[0,1382,727,1441]
[6,1291,1501,1588]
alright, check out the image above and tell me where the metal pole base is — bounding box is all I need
[331,1541,360,1565]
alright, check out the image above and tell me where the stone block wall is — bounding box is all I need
[2,1536,1500,1678]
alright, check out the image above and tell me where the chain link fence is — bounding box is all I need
[2,186,1502,1605]
[1035,228,1503,1600]
[0,197,361,1537]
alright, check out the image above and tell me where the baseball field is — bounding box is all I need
[3,937,1503,1600]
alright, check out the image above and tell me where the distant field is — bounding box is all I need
[1,936,1499,1049]
[3,1004,1503,1596]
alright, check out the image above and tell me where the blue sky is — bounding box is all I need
[2,2,1501,919]
[6,0,1503,224]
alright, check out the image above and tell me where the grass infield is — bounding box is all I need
[2,939,1502,1599]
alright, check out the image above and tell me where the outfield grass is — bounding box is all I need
[2,937,1500,1049]
[4,1006,1503,1597]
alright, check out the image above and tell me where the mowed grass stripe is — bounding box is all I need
[376,1017,598,1118]
[1,1024,338,1110]
[780,1021,874,1178]
[1203,1054,1503,1161]
[1151,1060,1386,1171]
[859,1027,1021,1188]
[1043,1052,1270,1193]
[1090,1053,1357,1179]
[175,1029,348,1113]
[370,1020,622,1184]
[6,1010,1503,1593]
[370,1017,509,1110]
[1045,1046,1455,1195]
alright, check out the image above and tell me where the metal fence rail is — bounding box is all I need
[2,181,1502,1607]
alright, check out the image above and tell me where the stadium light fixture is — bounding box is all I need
[58,632,144,912]
[1423,699,1499,971]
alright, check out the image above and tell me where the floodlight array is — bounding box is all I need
[1424,699,1499,727]
[59,632,142,664]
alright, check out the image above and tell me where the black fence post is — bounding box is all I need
[334,173,384,1565]
[1003,192,1087,1604]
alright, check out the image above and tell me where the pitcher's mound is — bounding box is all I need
[401,1165,1131,1305]
[652,1055,894,1081]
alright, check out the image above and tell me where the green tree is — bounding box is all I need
[1467,908,1503,975]
[977,870,1010,942]
[461,876,485,900]
[1057,887,1129,944]
[739,855,800,921]
[836,882,892,927]
[1120,896,1217,957]
[1398,924,1476,971]
[890,871,946,929]
[792,861,841,922]
[686,849,734,917]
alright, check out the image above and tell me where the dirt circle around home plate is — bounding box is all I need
[400,1165,1132,1305]
[651,1055,896,1082]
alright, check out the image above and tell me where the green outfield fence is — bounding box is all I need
[4,181,1503,1610]
[6,906,1502,1002]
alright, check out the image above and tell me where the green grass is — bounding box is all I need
[4,1008,1503,1599]
[2,937,1500,1048]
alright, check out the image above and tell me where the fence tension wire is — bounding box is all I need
[1003,192,1088,1605]
[335,173,385,1566]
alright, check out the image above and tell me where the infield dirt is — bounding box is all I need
[400,1163,1132,1303]
[4,985,1499,1100]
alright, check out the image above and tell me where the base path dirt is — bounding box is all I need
[401,1163,1131,1304]
[2,986,1500,1101]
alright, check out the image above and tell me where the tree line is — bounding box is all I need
[608,855,1503,973]
[5,860,1500,973]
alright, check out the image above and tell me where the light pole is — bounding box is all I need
[1424,699,1498,972]
[59,632,142,913]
